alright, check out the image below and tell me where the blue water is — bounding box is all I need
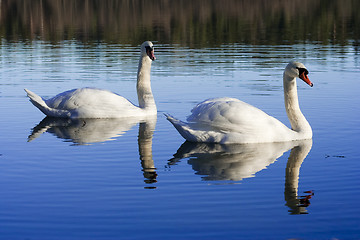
[1,41,360,239]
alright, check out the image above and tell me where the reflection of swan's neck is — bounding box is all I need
[285,140,312,214]
[283,74,312,139]
[137,56,156,113]
[138,118,157,185]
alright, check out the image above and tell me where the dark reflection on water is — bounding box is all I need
[28,116,158,188]
[1,0,359,46]
[138,120,158,187]
[168,139,313,214]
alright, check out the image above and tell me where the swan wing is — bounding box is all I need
[25,89,72,118]
[44,88,141,118]
[187,97,283,133]
[178,97,294,143]
[26,88,147,118]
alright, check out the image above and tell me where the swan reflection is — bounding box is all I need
[28,116,158,187]
[285,140,313,214]
[169,139,313,214]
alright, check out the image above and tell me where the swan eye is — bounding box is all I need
[297,67,309,76]
[145,46,154,51]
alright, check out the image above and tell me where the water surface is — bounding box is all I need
[1,40,359,240]
[1,1,360,239]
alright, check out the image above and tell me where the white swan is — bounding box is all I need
[25,41,156,119]
[166,61,313,144]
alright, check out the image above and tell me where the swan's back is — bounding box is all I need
[45,88,142,118]
[188,98,286,132]
[46,88,132,109]
[175,97,295,143]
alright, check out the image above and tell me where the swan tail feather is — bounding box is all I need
[165,113,203,142]
[24,89,70,118]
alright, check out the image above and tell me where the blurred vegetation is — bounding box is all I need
[0,0,359,46]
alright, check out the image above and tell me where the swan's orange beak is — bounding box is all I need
[146,49,156,61]
[299,72,313,87]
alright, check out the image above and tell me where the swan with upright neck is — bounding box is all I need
[166,61,313,144]
[25,41,156,119]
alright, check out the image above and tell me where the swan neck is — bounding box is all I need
[283,74,312,138]
[137,55,156,112]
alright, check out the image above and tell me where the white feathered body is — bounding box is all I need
[25,41,157,119]
[25,88,154,118]
[167,97,296,144]
[166,61,313,144]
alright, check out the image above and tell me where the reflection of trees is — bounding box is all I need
[1,0,359,45]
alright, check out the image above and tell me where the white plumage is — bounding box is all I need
[166,61,313,144]
[25,41,156,119]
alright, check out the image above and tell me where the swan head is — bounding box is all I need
[141,41,156,61]
[285,61,313,87]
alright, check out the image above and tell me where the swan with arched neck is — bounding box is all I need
[166,61,313,144]
[25,41,156,119]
